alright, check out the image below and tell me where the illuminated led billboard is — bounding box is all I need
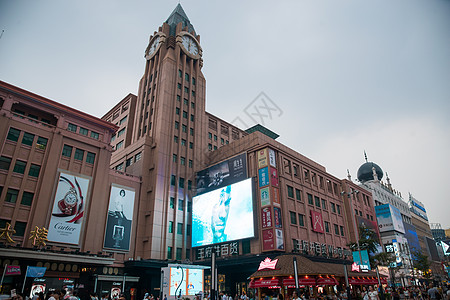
[192,178,254,247]
[161,265,207,297]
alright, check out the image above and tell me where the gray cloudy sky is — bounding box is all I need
[1,1,449,228]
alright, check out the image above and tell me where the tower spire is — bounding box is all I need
[364,150,368,163]
[347,169,352,181]
[165,3,195,36]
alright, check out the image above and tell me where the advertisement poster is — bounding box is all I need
[187,268,204,295]
[352,249,370,271]
[272,188,280,206]
[310,210,324,233]
[257,148,268,168]
[258,167,269,187]
[275,228,284,250]
[270,167,279,187]
[262,229,274,251]
[260,187,271,207]
[192,178,254,247]
[111,283,122,299]
[196,153,247,195]
[47,171,90,245]
[104,185,136,251]
[375,204,405,234]
[356,216,381,243]
[169,267,184,295]
[268,149,276,167]
[403,223,421,253]
[30,279,46,299]
[261,207,272,228]
[274,207,282,228]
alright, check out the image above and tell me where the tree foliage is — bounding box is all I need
[411,250,431,276]
[347,225,381,267]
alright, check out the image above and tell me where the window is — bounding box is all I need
[182,125,187,133]
[183,99,188,105]
[167,246,173,259]
[115,163,123,171]
[214,146,217,150]
[171,175,176,186]
[189,159,193,168]
[178,199,184,211]
[79,127,88,136]
[191,102,195,109]
[214,135,217,141]
[340,226,345,236]
[321,199,327,210]
[169,221,173,233]
[190,128,194,136]
[7,128,20,142]
[135,152,142,162]
[208,132,212,139]
[295,189,301,201]
[111,135,116,142]
[13,221,27,237]
[90,131,99,139]
[28,164,41,177]
[298,214,305,227]
[184,87,189,93]
[208,144,212,151]
[21,191,34,206]
[334,224,339,235]
[62,145,73,157]
[192,77,196,85]
[36,136,48,150]
[290,211,297,225]
[68,123,77,132]
[187,201,192,212]
[13,160,26,174]
[119,116,127,125]
[5,189,19,203]
[324,221,330,233]
[287,185,294,198]
[221,138,224,145]
[173,154,177,163]
[176,248,182,260]
[177,83,181,90]
[22,132,35,146]
[370,215,374,221]
[331,202,336,213]
[126,158,133,167]
[180,157,185,165]
[176,107,180,115]
[179,177,185,188]
[189,142,193,149]
[181,139,186,146]
[192,90,195,97]
[0,156,12,171]
[190,114,194,122]
[169,197,175,209]
[366,214,370,219]
[307,193,313,205]
[315,196,320,208]
[117,128,125,137]
[178,69,182,78]
[188,180,192,190]
[242,240,250,254]
[185,73,189,82]
[336,204,341,215]
[187,224,191,236]
[116,140,124,150]
[86,152,96,164]
[177,223,183,234]
[174,136,179,144]
[74,149,84,161]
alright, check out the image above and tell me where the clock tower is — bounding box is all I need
[131,4,207,261]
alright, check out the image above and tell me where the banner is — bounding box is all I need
[268,149,276,167]
[261,207,272,228]
[260,187,271,207]
[274,207,282,228]
[258,167,269,187]
[196,153,247,195]
[310,210,324,233]
[262,229,274,251]
[5,265,21,276]
[47,172,90,244]
[104,185,136,251]
[26,266,46,278]
[257,149,268,168]
[270,167,279,187]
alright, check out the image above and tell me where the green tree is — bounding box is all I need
[411,250,431,278]
[347,225,380,267]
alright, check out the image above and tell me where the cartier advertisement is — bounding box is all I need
[47,171,91,245]
[103,185,135,251]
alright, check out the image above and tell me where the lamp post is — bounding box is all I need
[341,189,364,269]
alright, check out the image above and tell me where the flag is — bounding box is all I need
[6,265,21,275]
[26,266,46,278]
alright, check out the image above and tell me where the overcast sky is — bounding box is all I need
[1,1,449,228]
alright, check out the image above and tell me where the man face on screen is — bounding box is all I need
[211,185,231,243]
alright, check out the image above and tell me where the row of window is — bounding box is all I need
[355,209,374,221]
[169,197,192,212]
[287,185,342,215]
[7,128,48,150]
[174,136,194,149]
[167,246,190,261]
[170,175,192,190]
[174,122,194,136]
[208,132,229,145]
[67,123,100,140]
[175,108,195,122]
[168,221,191,236]
[177,83,196,97]
[172,154,193,168]
[289,211,345,236]
[115,152,142,171]
[0,219,26,237]
[0,156,41,178]
[0,186,34,206]
[178,70,196,86]
[62,145,96,164]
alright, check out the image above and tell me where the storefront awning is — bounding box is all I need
[349,277,386,285]
[282,277,316,286]
[249,278,281,288]
[316,277,339,285]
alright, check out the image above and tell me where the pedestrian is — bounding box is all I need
[368,286,379,300]
[292,291,300,300]
[428,283,439,300]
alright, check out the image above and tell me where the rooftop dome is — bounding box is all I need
[357,162,383,183]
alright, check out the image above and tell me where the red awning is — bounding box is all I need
[250,278,281,288]
[349,278,365,285]
[282,277,317,286]
[349,277,386,285]
[316,277,339,285]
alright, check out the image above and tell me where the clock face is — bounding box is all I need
[64,192,77,206]
[148,36,161,56]
[181,35,199,56]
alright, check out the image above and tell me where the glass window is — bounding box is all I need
[242,240,250,254]
[173,154,177,163]
[28,164,41,177]
[86,152,96,164]
[135,152,142,162]
[62,145,73,157]
[208,132,212,139]
[221,138,224,145]
[192,77,196,85]
[176,248,182,260]
[184,87,189,93]
[179,177,185,188]
[176,107,180,115]
[116,163,123,171]
[117,128,126,137]
[68,123,77,132]
[334,224,339,235]
[119,116,127,125]
[324,221,330,233]
[307,193,313,205]
[90,131,99,139]
[180,157,185,165]
[187,201,192,212]
[298,214,305,227]
[7,128,20,142]
[36,136,48,150]
[177,223,183,234]
[170,197,175,209]
[336,204,341,215]
[191,102,195,109]
[79,127,88,136]
[185,73,189,82]
[126,158,133,167]
[181,139,186,146]
[5,189,19,203]
[208,144,212,150]
[74,149,84,161]
[0,156,12,171]
[171,175,176,186]
[189,142,193,149]
[287,185,294,198]
[190,114,194,122]
[178,199,184,211]
[21,192,34,206]
[13,221,27,237]
[188,180,192,190]
[22,132,35,146]
[187,225,191,236]
[331,202,336,213]
[290,211,297,225]
[190,128,194,136]
[169,221,173,233]
[167,246,173,259]
[340,226,345,236]
[182,125,187,132]
[177,83,181,90]
[174,136,179,143]
[189,159,193,168]
[315,196,321,208]
[295,189,301,201]
[116,140,124,150]
[321,199,327,210]
[175,121,179,129]
[13,160,26,174]
[214,135,217,141]
[178,69,182,78]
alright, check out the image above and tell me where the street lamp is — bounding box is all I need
[341,189,364,268]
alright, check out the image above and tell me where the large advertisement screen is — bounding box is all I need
[403,223,421,254]
[196,153,247,195]
[192,178,254,247]
[164,266,205,297]
[375,204,405,234]
[47,171,90,244]
[103,185,136,251]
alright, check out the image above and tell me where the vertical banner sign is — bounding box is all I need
[258,167,269,187]
[272,188,280,206]
[310,210,324,233]
[270,167,279,187]
[262,229,275,251]
[261,207,272,228]
[274,207,282,228]
[268,149,276,167]
[260,187,271,207]
[257,149,268,168]
[104,185,136,251]
[48,172,90,244]
[275,228,284,250]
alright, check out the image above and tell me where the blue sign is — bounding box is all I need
[26,266,46,278]
[258,167,269,187]
[353,249,370,271]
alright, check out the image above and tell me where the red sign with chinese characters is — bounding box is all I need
[270,167,279,187]
[272,188,280,206]
[262,229,275,251]
[310,210,324,233]
[261,207,272,228]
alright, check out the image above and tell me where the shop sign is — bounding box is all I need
[196,241,239,260]
[268,149,276,167]
[272,188,280,206]
[260,187,271,207]
[310,210,324,233]
[275,228,284,250]
[258,149,268,168]
[270,167,279,187]
[274,207,282,228]
[258,167,269,187]
[293,239,351,258]
[261,207,273,228]
[258,257,278,270]
[262,229,275,251]
[5,265,21,276]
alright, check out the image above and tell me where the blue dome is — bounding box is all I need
[357,162,383,182]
